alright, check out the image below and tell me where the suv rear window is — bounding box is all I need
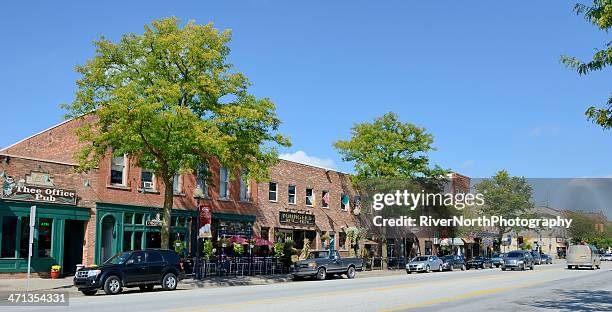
[161,250,180,263]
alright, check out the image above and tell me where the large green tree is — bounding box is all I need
[64,17,290,248]
[561,0,612,128]
[475,170,534,250]
[334,112,446,182]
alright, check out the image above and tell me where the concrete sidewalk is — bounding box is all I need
[0,269,405,295]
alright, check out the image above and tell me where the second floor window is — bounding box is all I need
[268,182,277,202]
[288,185,296,204]
[240,169,250,201]
[110,155,126,185]
[219,167,230,199]
[141,169,155,190]
[173,174,182,194]
[306,188,314,207]
[196,164,208,198]
[341,194,350,211]
[322,191,330,208]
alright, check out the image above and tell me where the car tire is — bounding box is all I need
[103,276,122,295]
[347,266,356,279]
[81,289,97,296]
[162,273,178,291]
[425,265,431,273]
[316,268,326,280]
[501,267,506,271]
[406,270,411,274]
[567,265,572,269]
[139,285,154,291]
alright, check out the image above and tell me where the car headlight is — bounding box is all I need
[308,262,317,268]
[87,269,101,277]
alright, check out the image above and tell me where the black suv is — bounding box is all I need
[74,249,184,296]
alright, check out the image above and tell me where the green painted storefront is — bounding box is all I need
[0,200,90,274]
[94,203,196,265]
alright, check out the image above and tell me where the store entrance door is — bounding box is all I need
[63,220,85,275]
[101,215,116,263]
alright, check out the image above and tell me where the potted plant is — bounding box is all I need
[50,265,61,279]
[233,242,245,256]
[219,237,230,248]
[203,239,214,261]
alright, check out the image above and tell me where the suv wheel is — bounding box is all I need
[347,266,356,279]
[103,276,122,295]
[316,268,326,280]
[81,289,97,296]
[162,273,178,291]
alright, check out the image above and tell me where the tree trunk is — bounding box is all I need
[161,176,174,249]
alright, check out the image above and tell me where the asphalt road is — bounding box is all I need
[6,262,612,312]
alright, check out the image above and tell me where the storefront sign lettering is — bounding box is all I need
[2,183,77,205]
[279,211,315,225]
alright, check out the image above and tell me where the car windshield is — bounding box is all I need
[506,251,523,258]
[307,251,329,259]
[492,253,502,258]
[412,256,429,262]
[104,252,131,265]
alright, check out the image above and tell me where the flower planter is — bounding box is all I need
[50,270,60,279]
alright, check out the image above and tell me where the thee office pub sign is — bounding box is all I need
[2,184,77,205]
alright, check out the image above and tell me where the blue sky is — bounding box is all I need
[0,1,610,178]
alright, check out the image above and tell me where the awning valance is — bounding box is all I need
[440,238,464,246]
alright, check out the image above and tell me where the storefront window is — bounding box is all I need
[38,218,53,258]
[134,213,144,225]
[146,232,161,248]
[19,217,29,258]
[124,212,134,224]
[134,232,143,250]
[177,217,185,227]
[339,232,347,249]
[123,231,133,251]
[1,216,17,258]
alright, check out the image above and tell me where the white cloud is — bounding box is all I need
[279,150,336,170]
[529,125,559,138]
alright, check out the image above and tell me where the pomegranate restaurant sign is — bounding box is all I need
[279,211,315,226]
[2,184,77,205]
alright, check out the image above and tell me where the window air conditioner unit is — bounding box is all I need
[143,181,154,189]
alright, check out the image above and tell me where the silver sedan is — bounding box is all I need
[406,255,444,273]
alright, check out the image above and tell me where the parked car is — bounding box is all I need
[601,253,612,261]
[567,244,601,270]
[74,249,184,296]
[501,250,534,271]
[291,250,363,280]
[406,255,443,273]
[440,255,466,271]
[490,253,504,268]
[466,256,493,270]
[539,253,553,264]
[530,251,543,265]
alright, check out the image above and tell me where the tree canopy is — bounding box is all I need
[333,112,446,182]
[561,0,612,129]
[475,170,534,247]
[63,17,290,248]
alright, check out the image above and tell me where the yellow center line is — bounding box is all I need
[169,266,562,312]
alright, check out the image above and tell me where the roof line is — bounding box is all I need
[277,158,350,175]
[0,117,74,152]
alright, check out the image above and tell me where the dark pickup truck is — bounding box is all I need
[291,250,363,280]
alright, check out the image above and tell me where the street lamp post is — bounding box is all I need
[195,199,202,280]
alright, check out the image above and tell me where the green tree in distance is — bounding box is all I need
[64,17,290,249]
[334,112,446,183]
[475,170,534,251]
[561,1,612,128]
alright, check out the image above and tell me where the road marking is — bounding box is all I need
[379,281,546,311]
[169,266,563,312]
